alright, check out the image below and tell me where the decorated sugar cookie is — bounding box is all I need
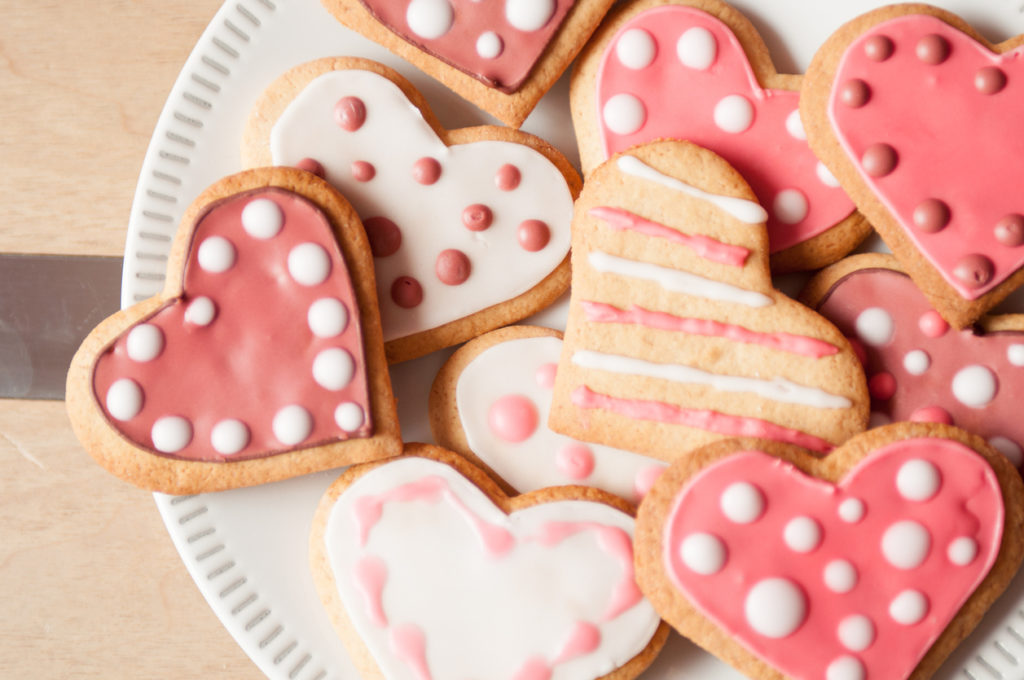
[66,168,402,494]
[549,140,869,460]
[802,5,1024,328]
[634,424,1024,680]
[430,325,666,501]
[243,58,579,363]
[310,443,669,680]
[571,0,867,272]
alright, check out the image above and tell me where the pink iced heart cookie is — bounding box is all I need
[311,444,668,680]
[67,169,402,494]
[572,0,865,271]
[635,426,1024,680]
[802,6,1024,328]
[244,58,579,363]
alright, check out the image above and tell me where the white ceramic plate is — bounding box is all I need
[128,0,1024,678]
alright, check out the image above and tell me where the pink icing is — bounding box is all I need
[496,163,521,191]
[553,622,602,664]
[596,6,854,253]
[512,657,552,680]
[572,386,833,453]
[582,301,839,359]
[354,555,389,627]
[663,440,1003,680]
[828,15,1024,299]
[488,394,539,443]
[535,362,558,389]
[390,623,431,680]
[555,443,595,480]
[589,206,751,266]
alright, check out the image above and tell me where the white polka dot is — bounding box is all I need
[406,0,454,39]
[680,533,727,575]
[288,242,331,286]
[881,520,931,570]
[241,197,283,239]
[784,516,822,553]
[903,349,930,375]
[106,379,143,421]
[197,235,236,273]
[313,348,355,391]
[1008,344,1024,366]
[855,307,894,346]
[952,365,997,408]
[616,28,656,69]
[151,416,192,453]
[744,578,806,639]
[184,296,216,326]
[948,537,979,566]
[308,298,349,338]
[773,189,809,224]
[335,402,365,432]
[817,161,842,187]
[868,412,891,428]
[505,0,556,32]
[838,615,875,652]
[785,109,806,140]
[126,324,164,362]
[677,26,717,70]
[211,419,250,455]
[824,559,858,593]
[889,589,929,625]
[896,459,941,501]
[476,31,503,59]
[602,93,646,135]
[826,655,866,680]
[713,94,754,133]
[989,436,1023,467]
[720,481,765,524]
[838,497,865,523]
[273,405,313,446]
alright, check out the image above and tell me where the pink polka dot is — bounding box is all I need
[391,276,423,308]
[868,372,896,400]
[634,465,666,501]
[351,160,375,182]
[488,394,538,443]
[910,406,953,424]
[556,443,595,480]
[334,96,366,131]
[435,249,471,285]
[918,310,949,338]
[518,220,550,252]
[363,217,402,258]
[535,362,558,389]
[296,158,325,178]
[413,157,442,185]
[462,204,493,231]
[496,163,521,191]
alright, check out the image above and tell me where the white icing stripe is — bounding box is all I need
[616,155,768,224]
[588,250,773,308]
[572,350,852,409]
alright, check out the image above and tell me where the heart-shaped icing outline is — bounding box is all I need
[66,168,403,494]
[570,0,869,272]
[310,443,671,680]
[243,57,581,364]
[802,4,1024,329]
[635,423,1024,680]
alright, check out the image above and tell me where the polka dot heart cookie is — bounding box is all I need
[66,168,402,494]
[243,58,580,363]
[634,424,1024,680]
[802,5,1024,328]
[571,0,869,272]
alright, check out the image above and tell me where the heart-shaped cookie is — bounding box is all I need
[572,0,866,271]
[66,169,402,494]
[802,6,1024,328]
[635,424,1024,680]
[311,444,669,680]
[243,58,580,363]
[549,140,869,460]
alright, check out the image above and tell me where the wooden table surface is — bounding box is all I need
[2,2,259,676]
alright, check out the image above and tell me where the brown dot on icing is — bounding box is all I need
[363,216,402,258]
[861,143,898,177]
[496,164,521,191]
[391,276,423,308]
[996,214,1024,247]
[334,96,366,131]
[518,220,550,252]
[916,34,950,64]
[296,158,325,178]
[413,157,442,185]
[840,79,871,108]
[462,204,493,231]
[912,199,951,233]
[351,160,376,182]
[864,35,894,62]
[435,249,471,285]
[953,254,994,289]
[975,66,1007,95]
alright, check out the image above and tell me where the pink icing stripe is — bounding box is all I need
[582,301,839,359]
[512,657,552,680]
[589,206,750,266]
[353,555,389,627]
[390,623,432,680]
[446,491,515,557]
[553,622,602,665]
[572,386,833,453]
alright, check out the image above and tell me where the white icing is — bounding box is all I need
[572,349,853,409]
[151,415,192,453]
[505,0,556,32]
[615,28,656,70]
[335,402,365,432]
[889,589,928,625]
[406,0,454,39]
[288,242,331,286]
[838,497,865,523]
[272,404,313,446]
[854,307,894,347]
[826,655,866,680]
[816,161,842,188]
[785,109,806,140]
[989,436,1023,467]
[676,26,716,70]
[744,577,806,639]
[881,520,931,570]
[588,250,773,308]
[126,323,164,362]
[773,189,809,224]
[617,155,768,224]
[948,536,979,566]
[903,349,930,375]
[952,365,997,408]
[823,559,857,593]
[680,533,727,575]
[312,348,355,391]
[196,235,236,273]
[241,197,283,239]
[475,31,503,59]
[308,297,349,338]
[1008,344,1024,366]
[837,615,875,652]
[783,516,822,553]
[602,93,647,135]
[713,94,754,134]
[720,482,764,524]
[184,296,216,327]
[106,378,143,421]
[210,419,250,455]
[896,459,941,502]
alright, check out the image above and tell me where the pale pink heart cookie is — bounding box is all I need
[635,426,1024,680]
[66,169,402,494]
[311,444,669,680]
[244,58,580,363]
[571,0,866,271]
[802,6,1024,328]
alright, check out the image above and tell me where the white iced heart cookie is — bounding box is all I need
[243,58,579,363]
